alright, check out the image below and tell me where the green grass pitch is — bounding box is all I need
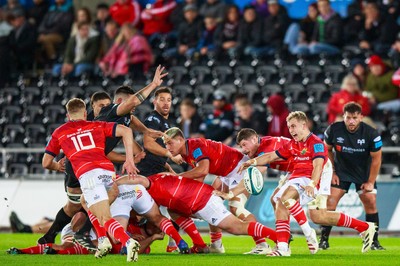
[1,233,399,265]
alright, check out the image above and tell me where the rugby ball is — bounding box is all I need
[243,167,264,195]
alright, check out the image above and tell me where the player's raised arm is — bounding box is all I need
[116,65,168,116]
[115,124,139,177]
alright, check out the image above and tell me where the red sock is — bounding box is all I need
[276,220,290,244]
[210,232,222,243]
[57,244,90,255]
[337,213,369,233]
[88,211,107,238]
[175,217,206,247]
[20,243,53,254]
[252,236,267,245]
[247,222,277,243]
[104,218,130,246]
[160,218,183,244]
[288,201,308,225]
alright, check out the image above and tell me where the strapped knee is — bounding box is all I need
[229,195,251,218]
[67,191,82,205]
[283,198,297,209]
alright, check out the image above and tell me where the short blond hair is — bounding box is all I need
[66,98,86,115]
[286,111,308,123]
[163,127,184,143]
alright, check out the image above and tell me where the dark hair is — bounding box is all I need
[236,128,258,144]
[343,102,362,114]
[115,86,135,96]
[154,87,172,98]
[180,98,196,109]
[76,7,92,23]
[77,21,90,29]
[97,3,109,10]
[90,91,111,107]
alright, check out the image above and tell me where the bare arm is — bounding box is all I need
[116,65,168,116]
[325,141,339,185]
[115,124,139,176]
[42,154,65,172]
[179,159,210,180]
[304,157,324,198]
[361,150,382,192]
[130,115,164,138]
[237,151,280,174]
[143,134,169,157]
[107,151,126,163]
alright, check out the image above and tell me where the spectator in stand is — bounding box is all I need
[199,0,226,22]
[266,94,290,138]
[177,98,204,138]
[283,2,318,55]
[234,97,267,136]
[109,0,141,27]
[214,5,240,60]
[2,0,24,15]
[52,21,100,78]
[257,0,289,57]
[195,15,217,58]
[162,4,202,61]
[98,19,119,60]
[365,55,398,110]
[94,3,111,36]
[250,0,269,18]
[200,90,235,143]
[327,74,371,124]
[70,7,99,37]
[389,69,400,113]
[295,0,342,56]
[99,23,153,79]
[8,9,37,76]
[140,0,176,45]
[358,2,398,56]
[169,0,198,30]
[350,58,367,90]
[389,33,400,70]
[235,5,263,59]
[342,0,364,46]
[37,0,74,64]
[0,8,13,87]
[27,0,49,27]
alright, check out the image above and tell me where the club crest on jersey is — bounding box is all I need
[357,139,365,145]
[135,187,143,199]
[193,148,203,159]
[313,143,324,153]
[336,137,344,143]
[301,148,307,155]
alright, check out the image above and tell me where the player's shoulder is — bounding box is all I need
[360,122,379,135]
[145,111,162,123]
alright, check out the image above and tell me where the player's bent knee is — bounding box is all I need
[229,200,251,218]
[282,198,296,209]
[67,191,82,205]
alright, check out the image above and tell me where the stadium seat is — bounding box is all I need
[283,84,306,103]
[20,87,41,105]
[239,84,260,102]
[43,105,66,125]
[256,65,278,86]
[0,106,22,124]
[29,163,48,174]
[1,124,25,145]
[216,84,237,102]
[324,64,346,84]
[20,105,44,124]
[0,87,21,106]
[279,64,301,85]
[212,65,234,86]
[290,103,310,113]
[84,86,104,99]
[189,66,212,86]
[194,84,214,104]
[307,83,329,104]
[301,65,323,84]
[311,102,328,122]
[24,124,47,145]
[172,84,194,101]
[41,86,64,106]
[260,84,282,104]
[4,143,26,164]
[198,104,214,117]
[134,103,153,122]
[62,86,85,105]
[167,66,188,86]
[234,65,255,86]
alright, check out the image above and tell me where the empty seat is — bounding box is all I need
[324,64,346,84]
[0,106,22,125]
[2,124,25,145]
[8,163,29,177]
[311,102,328,122]
[283,84,306,103]
[198,104,214,117]
[212,65,234,86]
[256,65,278,86]
[24,124,47,145]
[0,87,21,106]
[43,105,66,124]
[302,65,323,84]
[172,84,193,101]
[189,66,211,86]
[216,84,237,102]
[234,65,255,85]
[290,103,310,113]
[41,86,63,105]
[62,86,85,105]
[29,163,48,174]
[307,83,329,104]
[194,84,214,104]
[20,87,41,105]
[20,105,44,124]
[167,66,188,86]
[239,84,260,102]
[134,104,153,122]
[279,65,301,84]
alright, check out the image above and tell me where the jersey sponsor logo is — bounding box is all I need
[357,139,365,145]
[211,218,218,224]
[335,145,342,152]
[301,148,307,155]
[294,156,309,161]
[373,136,381,142]
[375,141,383,149]
[341,146,365,153]
[193,148,203,159]
[119,190,136,200]
[147,116,160,123]
[136,188,143,199]
[336,137,345,143]
[313,143,324,153]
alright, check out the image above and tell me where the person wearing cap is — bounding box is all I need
[162,3,202,60]
[199,0,226,22]
[200,90,235,143]
[365,55,398,108]
[8,9,37,76]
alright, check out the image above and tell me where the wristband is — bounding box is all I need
[308,180,315,188]
[251,159,257,166]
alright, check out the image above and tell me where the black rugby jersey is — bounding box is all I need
[324,121,382,184]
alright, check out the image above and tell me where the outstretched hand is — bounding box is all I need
[152,65,168,87]
[122,160,140,179]
[237,159,253,174]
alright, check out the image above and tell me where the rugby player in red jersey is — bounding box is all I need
[162,127,271,254]
[42,98,141,262]
[238,111,376,256]
[117,173,277,248]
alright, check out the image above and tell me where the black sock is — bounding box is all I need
[76,217,93,235]
[366,212,379,242]
[320,225,332,241]
[42,207,72,242]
